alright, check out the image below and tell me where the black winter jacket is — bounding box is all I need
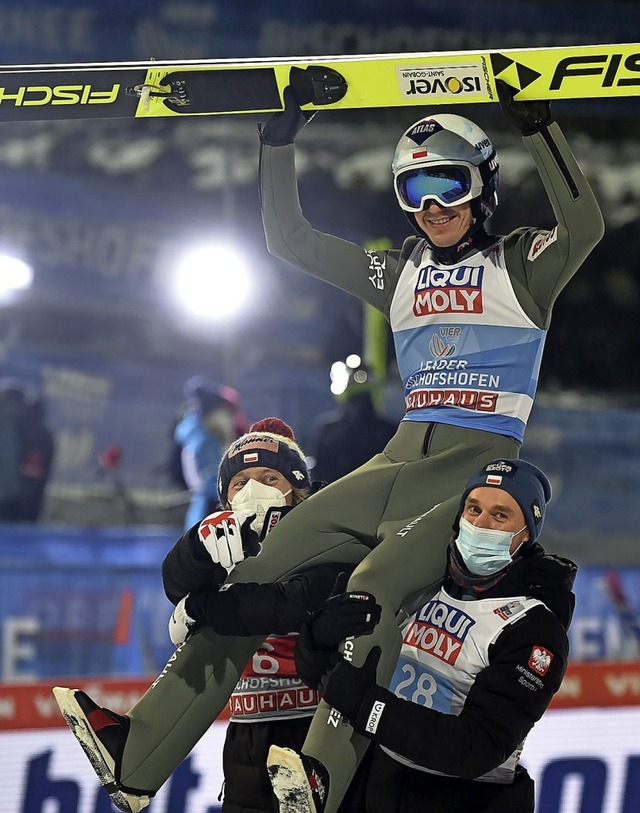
[294,545,576,813]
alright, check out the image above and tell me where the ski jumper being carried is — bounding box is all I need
[53,82,603,813]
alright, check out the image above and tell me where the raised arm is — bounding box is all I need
[498,82,605,327]
[258,87,409,315]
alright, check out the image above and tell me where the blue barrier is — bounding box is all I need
[1,524,639,680]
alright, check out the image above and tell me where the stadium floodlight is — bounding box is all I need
[331,354,370,395]
[169,243,250,323]
[330,360,350,396]
[0,254,34,300]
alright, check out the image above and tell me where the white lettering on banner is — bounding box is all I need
[3,709,640,811]
[570,616,640,661]
[0,204,167,280]
[0,8,95,53]
[259,20,588,59]
[52,429,96,472]
[604,672,640,697]
[2,617,40,681]
[555,674,581,699]
[41,366,111,402]
[0,696,16,719]
[33,693,60,719]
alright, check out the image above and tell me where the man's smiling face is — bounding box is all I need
[414,200,473,248]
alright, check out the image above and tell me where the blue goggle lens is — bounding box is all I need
[398,166,472,209]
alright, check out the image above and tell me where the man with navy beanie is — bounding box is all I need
[288,458,574,813]
[458,458,552,545]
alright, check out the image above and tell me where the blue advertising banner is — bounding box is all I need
[0,1,637,65]
[0,524,638,681]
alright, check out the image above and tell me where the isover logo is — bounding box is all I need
[404,599,475,665]
[0,84,121,106]
[414,265,484,316]
[398,63,485,98]
[550,51,640,90]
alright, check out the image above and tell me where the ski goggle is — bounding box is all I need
[394,162,483,212]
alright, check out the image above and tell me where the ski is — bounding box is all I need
[0,42,637,123]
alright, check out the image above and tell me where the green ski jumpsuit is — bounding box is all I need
[115,119,603,813]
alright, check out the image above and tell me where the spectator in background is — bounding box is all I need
[311,358,396,484]
[174,376,239,530]
[168,380,248,494]
[18,395,55,521]
[0,379,54,522]
[0,379,24,520]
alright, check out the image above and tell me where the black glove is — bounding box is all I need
[322,645,383,726]
[497,79,553,135]
[258,85,316,147]
[308,572,382,649]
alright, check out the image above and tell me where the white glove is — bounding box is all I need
[197,510,259,573]
[169,596,197,646]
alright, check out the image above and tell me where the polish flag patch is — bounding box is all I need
[486,474,502,485]
[412,149,428,159]
[243,452,259,463]
[528,645,553,676]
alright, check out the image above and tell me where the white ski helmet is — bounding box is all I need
[392,114,499,220]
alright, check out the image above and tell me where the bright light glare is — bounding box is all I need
[171,244,250,321]
[0,254,33,298]
[330,360,350,396]
[345,354,361,369]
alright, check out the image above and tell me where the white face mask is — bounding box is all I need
[230,478,292,534]
[455,516,527,576]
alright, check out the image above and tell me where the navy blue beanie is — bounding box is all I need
[458,458,552,544]
[217,418,311,504]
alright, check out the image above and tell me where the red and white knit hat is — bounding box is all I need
[217,417,310,503]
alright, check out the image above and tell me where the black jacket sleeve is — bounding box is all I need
[351,605,569,778]
[162,521,228,605]
[184,562,350,637]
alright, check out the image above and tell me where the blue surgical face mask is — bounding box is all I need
[455,516,527,576]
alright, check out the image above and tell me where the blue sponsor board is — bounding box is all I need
[0,1,637,64]
[0,523,638,680]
